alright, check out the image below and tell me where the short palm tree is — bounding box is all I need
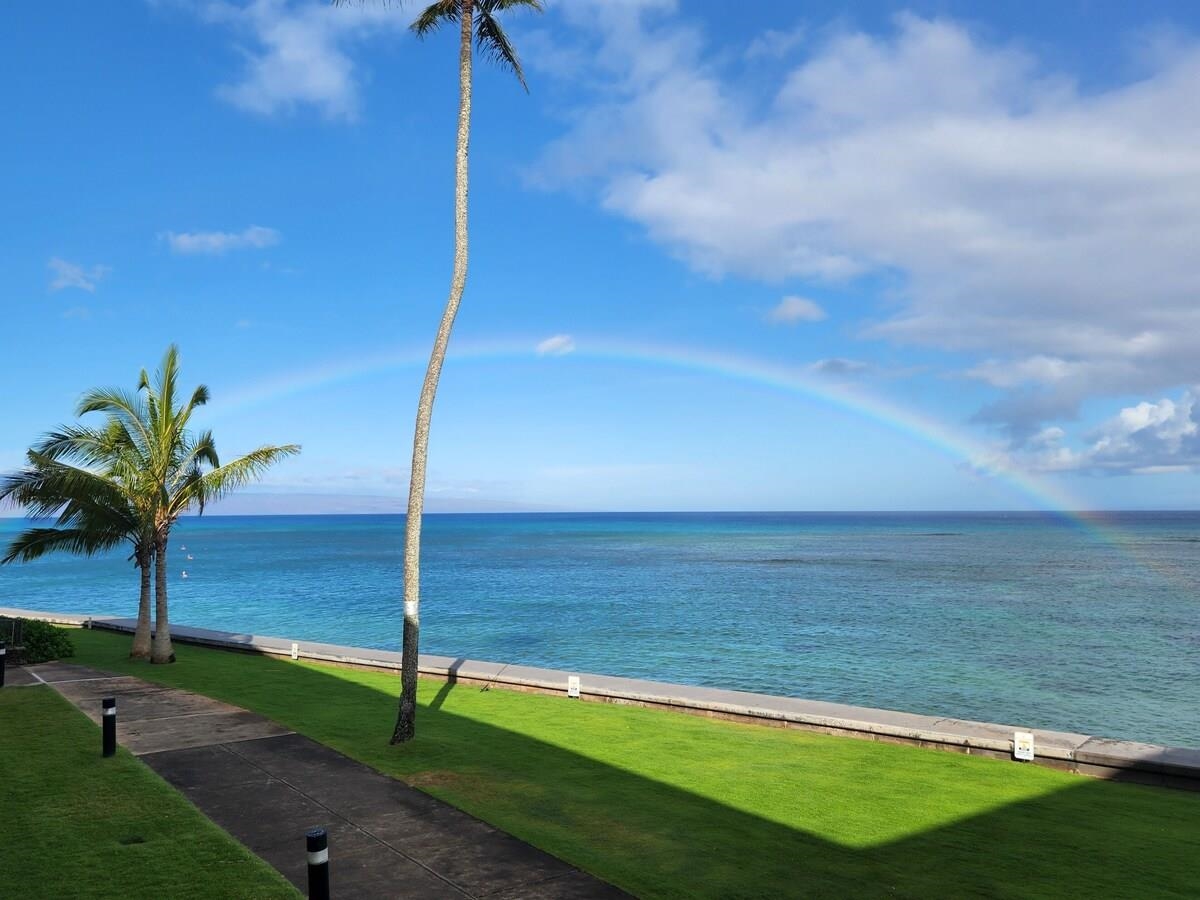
[379,0,543,743]
[2,346,300,664]
[75,345,300,663]
[1,434,157,659]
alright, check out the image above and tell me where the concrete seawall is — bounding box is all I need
[5,605,1198,791]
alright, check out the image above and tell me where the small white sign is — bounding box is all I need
[567,676,581,699]
[290,642,299,660]
[1013,731,1035,761]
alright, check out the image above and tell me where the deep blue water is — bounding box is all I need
[2,512,1197,747]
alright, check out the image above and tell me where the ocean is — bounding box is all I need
[1,511,1197,748]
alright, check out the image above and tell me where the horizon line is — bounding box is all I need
[7,508,1198,519]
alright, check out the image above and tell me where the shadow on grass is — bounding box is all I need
[429,657,466,711]
[72,630,1200,900]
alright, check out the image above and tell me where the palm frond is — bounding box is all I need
[2,526,127,564]
[171,383,209,458]
[169,431,218,497]
[411,0,459,37]
[190,430,221,470]
[14,454,141,530]
[157,345,181,431]
[192,445,301,512]
[475,8,528,90]
[0,466,59,512]
[181,383,210,420]
[77,387,153,456]
[34,423,132,469]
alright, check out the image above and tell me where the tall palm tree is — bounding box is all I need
[77,345,300,663]
[0,434,157,659]
[380,0,542,743]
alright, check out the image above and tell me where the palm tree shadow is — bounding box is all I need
[428,657,465,710]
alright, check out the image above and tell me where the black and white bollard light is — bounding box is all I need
[306,827,330,900]
[0,641,6,688]
[102,697,117,757]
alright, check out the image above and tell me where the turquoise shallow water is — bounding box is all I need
[1,512,1197,747]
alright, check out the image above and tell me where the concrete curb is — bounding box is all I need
[5,606,1197,790]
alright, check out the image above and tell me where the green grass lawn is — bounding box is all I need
[71,628,1199,899]
[0,685,299,900]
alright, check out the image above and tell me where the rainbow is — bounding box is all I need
[215,335,1087,515]
[212,338,1197,591]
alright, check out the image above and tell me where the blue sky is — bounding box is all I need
[4,0,1200,512]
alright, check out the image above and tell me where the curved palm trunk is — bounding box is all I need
[131,543,153,659]
[392,0,474,744]
[151,531,175,664]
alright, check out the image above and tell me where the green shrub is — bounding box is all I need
[17,619,75,664]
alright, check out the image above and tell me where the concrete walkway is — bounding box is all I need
[29,662,629,899]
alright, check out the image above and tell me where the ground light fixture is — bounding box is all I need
[306,827,330,900]
[102,697,117,757]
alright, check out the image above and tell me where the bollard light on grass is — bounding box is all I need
[567,676,581,699]
[102,698,117,757]
[306,827,330,900]
[0,641,6,688]
[291,642,299,661]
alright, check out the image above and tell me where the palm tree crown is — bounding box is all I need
[81,346,298,531]
[411,0,542,90]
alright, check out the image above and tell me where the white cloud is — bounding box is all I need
[966,355,1085,389]
[163,225,281,255]
[997,388,1200,473]
[1095,394,1198,457]
[536,334,576,356]
[1028,426,1066,447]
[1131,465,1193,475]
[197,0,406,121]
[535,10,1200,437]
[766,295,825,324]
[745,24,806,61]
[48,257,109,293]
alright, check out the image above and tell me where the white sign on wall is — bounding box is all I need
[1013,731,1035,761]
